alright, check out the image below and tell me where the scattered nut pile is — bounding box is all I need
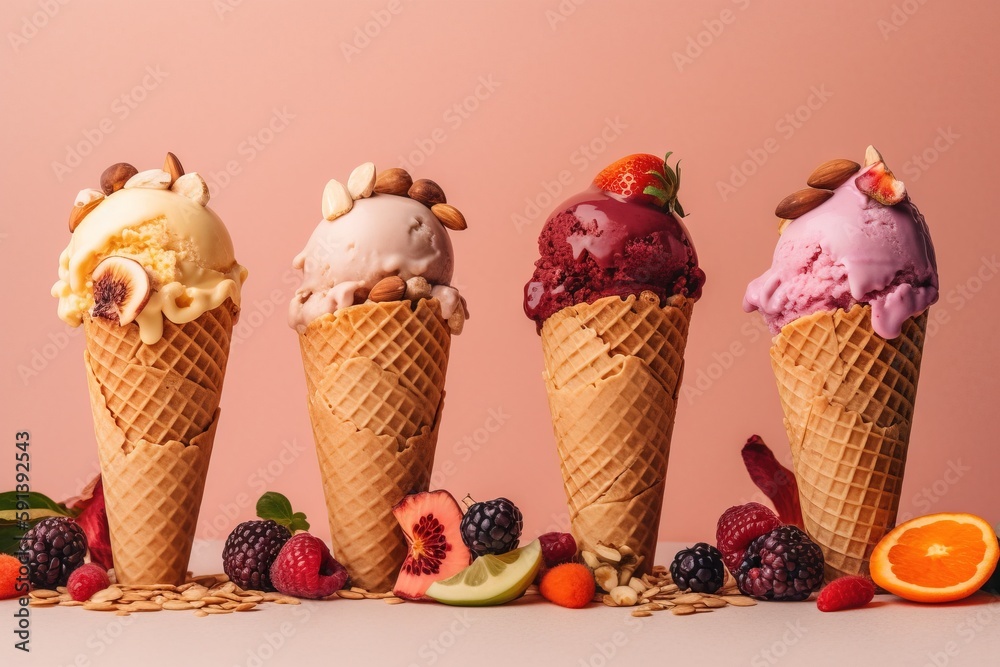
[581,543,756,618]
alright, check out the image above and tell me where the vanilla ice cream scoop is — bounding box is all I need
[52,165,247,344]
[288,175,466,334]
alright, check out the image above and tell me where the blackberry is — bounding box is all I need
[222,520,292,591]
[460,497,523,557]
[737,525,824,601]
[669,543,726,594]
[20,517,88,588]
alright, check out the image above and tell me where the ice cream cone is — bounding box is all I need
[541,292,693,571]
[298,298,450,592]
[770,304,926,580]
[82,301,236,585]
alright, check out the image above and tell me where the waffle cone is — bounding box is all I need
[298,299,450,592]
[82,302,236,585]
[541,292,693,571]
[771,304,926,580]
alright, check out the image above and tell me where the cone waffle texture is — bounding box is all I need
[83,302,236,585]
[771,304,926,580]
[542,292,693,572]
[299,298,450,592]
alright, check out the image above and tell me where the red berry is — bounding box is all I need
[0,555,21,599]
[270,534,349,599]
[715,503,782,573]
[67,563,111,602]
[817,576,876,612]
[538,532,577,568]
[540,563,595,609]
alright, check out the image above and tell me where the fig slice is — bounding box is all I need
[91,256,152,326]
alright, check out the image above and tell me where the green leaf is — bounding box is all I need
[256,492,309,532]
[0,509,65,522]
[0,491,76,517]
[643,185,671,203]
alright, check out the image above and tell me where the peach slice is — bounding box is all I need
[91,256,151,326]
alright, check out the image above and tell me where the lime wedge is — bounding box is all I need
[425,540,541,606]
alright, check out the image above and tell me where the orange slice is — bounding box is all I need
[870,513,999,603]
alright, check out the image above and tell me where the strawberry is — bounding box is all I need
[593,152,686,215]
[816,575,876,612]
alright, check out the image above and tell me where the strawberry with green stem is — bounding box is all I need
[592,152,687,216]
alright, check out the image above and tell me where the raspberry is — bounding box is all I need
[715,503,782,573]
[737,526,824,601]
[270,534,349,599]
[19,517,88,588]
[538,532,577,567]
[539,563,595,608]
[222,520,292,591]
[67,563,111,602]
[817,576,876,612]
[0,554,22,600]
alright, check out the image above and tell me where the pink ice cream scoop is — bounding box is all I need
[743,163,938,339]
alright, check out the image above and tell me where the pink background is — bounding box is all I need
[2,0,997,546]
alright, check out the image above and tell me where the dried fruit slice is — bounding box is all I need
[392,491,471,601]
[870,513,999,603]
[855,161,905,206]
[425,540,541,606]
[90,257,151,326]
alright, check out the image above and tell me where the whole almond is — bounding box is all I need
[864,144,884,167]
[125,169,172,190]
[69,189,105,232]
[101,162,138,195]
[408,179,446,207]
[322,178,353,220]
[163,152,184,185]
[374,168,412,196]
[368,276,406,303]
[172,172,210,205]
[774,188,834,219]
[431,203,467,231]
[806,159,860,190]
[347,162,376,199]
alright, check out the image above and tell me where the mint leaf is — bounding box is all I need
[256,492,309,532]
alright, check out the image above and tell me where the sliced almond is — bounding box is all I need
[235,602,257,612]
[368,276,406,303]
[594,565,619,593]
[594,544,622,564]
[90,587,123,603]
[806,158,860,190]
[628,577,649,593]
[83,601,117,611]
[124,169,172,190]
[722,595,757,607]
[161,600,195,611]
[374,168,412,196]
[348,162,376,199]
[69,189,105,232]
[702,597,728,608]
[774,188,834,219]
[673,593,704,605]
[163,152,184,185]
[671,604,697,616]
[336,590,365,600]
[384,597,405,605]
[431,203,467,231]
[631,610,653,618]
[581,551,602,570]
[182,586,208,600]
[864,144,884,167]
[322,178,353,220]
[30,590,60,599]
[171,172,210,206]
[609,586,638,606]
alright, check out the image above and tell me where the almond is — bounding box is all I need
[171,172,210,206]
[163,152,184,186]
[777,218,792,235]
[322,179,353,220]
[404,276,432,301]
[368,276,406,302]
[374,168,412,196]
[431,203,467,231]
[448,306,465,335]
[774,188,834,219]
[408,179,446,207]
[347,162,376,199]
[125,169,172,190]
[101,162,138,195]
[69,189,105,232]
[806,158,860,190]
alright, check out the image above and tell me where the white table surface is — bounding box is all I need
[4,540,998,666]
